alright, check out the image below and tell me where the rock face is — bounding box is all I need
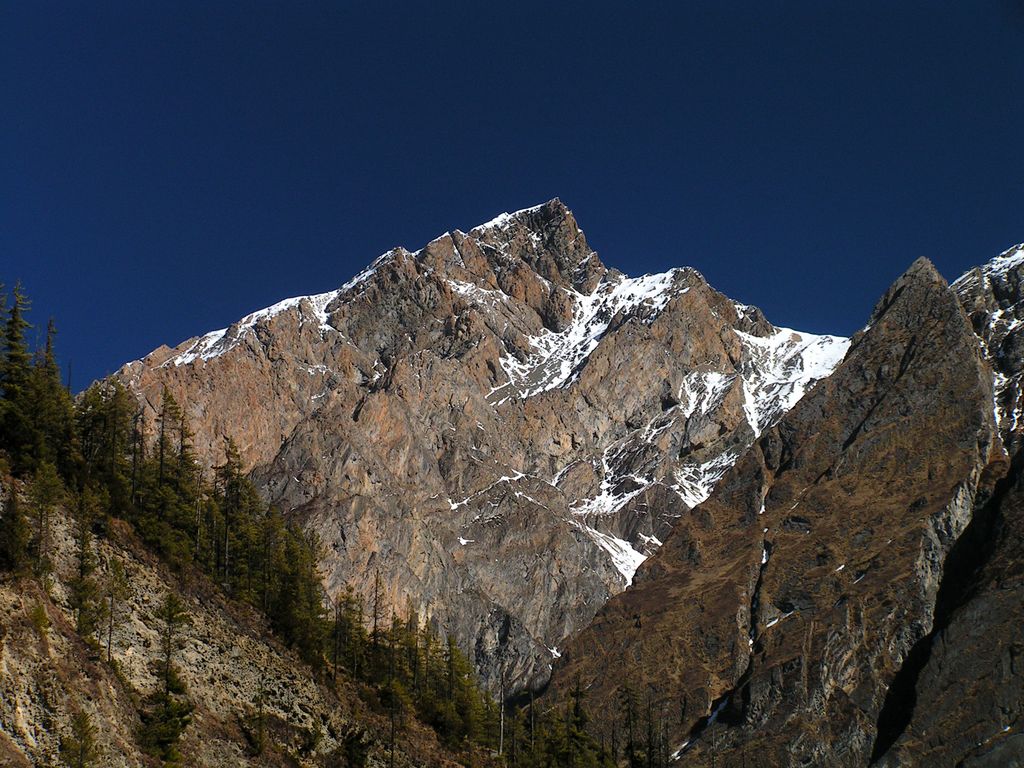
[872,451,1024,767]
[115,200,848,690]
[954,243,1024,454]
[547,258,1006,765]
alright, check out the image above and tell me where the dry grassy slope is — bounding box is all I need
[0,497,481,768]
[548,258,1006,766]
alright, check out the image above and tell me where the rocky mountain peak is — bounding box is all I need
[55,209,1024,765]
[861,256,944,330]
[463,198,606,293]
[113,202,850,691]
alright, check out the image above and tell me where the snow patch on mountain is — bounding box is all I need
[679,370,735,419]
[169,328,231,367]
[447,278,508,308]
[957,243,1024,285]
[671,447,744,509]
[338,250,396,296]
[571,519,648,586]
[472,202,549,232]
[563,326,848,583]
[166,289,342,367]
[735,327,850,437]
[490,270,685,401]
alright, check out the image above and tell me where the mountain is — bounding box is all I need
[115,200,847,690]
[546,252,1024,766]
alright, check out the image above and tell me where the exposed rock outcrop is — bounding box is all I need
[872,450,1024,766]
[859,245,1024,766]
[955,243,1024,454]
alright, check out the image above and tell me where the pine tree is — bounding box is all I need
[213,438,263,598]
[268,524,326,665]
[0,489,30,573]
[29,460,63,574]
[70,489,107,642]
[132,391,194,569]
[77,381,134,517]
[29,319,79,480]
[104,558,130,663]
[0,283,36,473]
[157,591,190,695]
[139,591,193,764]
[60,710,101,768]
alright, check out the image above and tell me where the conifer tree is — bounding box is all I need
[77,381,134,517]
[0,283,35,472]
[268,525,326,665]
[104,558,130,663]
[0,489,30,573]
[139,591,194,764]
[157,591,190,695]
[29,460,63,574]
[60,710,100,768]
[70,489,106,641]
[29,318,79,479]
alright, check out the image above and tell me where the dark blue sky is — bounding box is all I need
[4,2,1023,388]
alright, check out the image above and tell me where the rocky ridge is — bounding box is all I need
[116,200,847,690]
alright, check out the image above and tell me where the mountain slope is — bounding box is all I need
[0,501,467,768]
[873,449,1024,766]
[860,244,1024,765]
[115,200,847,689]
[547,257,1004,765]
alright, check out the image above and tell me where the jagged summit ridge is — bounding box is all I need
[167,289,341,366]
[155,199,588,370]
[470,199,561,233]
[151,199,845,420]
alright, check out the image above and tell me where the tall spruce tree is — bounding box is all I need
[157,591,189,694]
[0,282,35,472]
[104,558,130,663]
[139,592,193,764]
[69,489,106,641]
[29,319,79,479]
[0,489,30,573]
[29,460,63,574]
[77,381,134,517]
[60,710,101,768]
